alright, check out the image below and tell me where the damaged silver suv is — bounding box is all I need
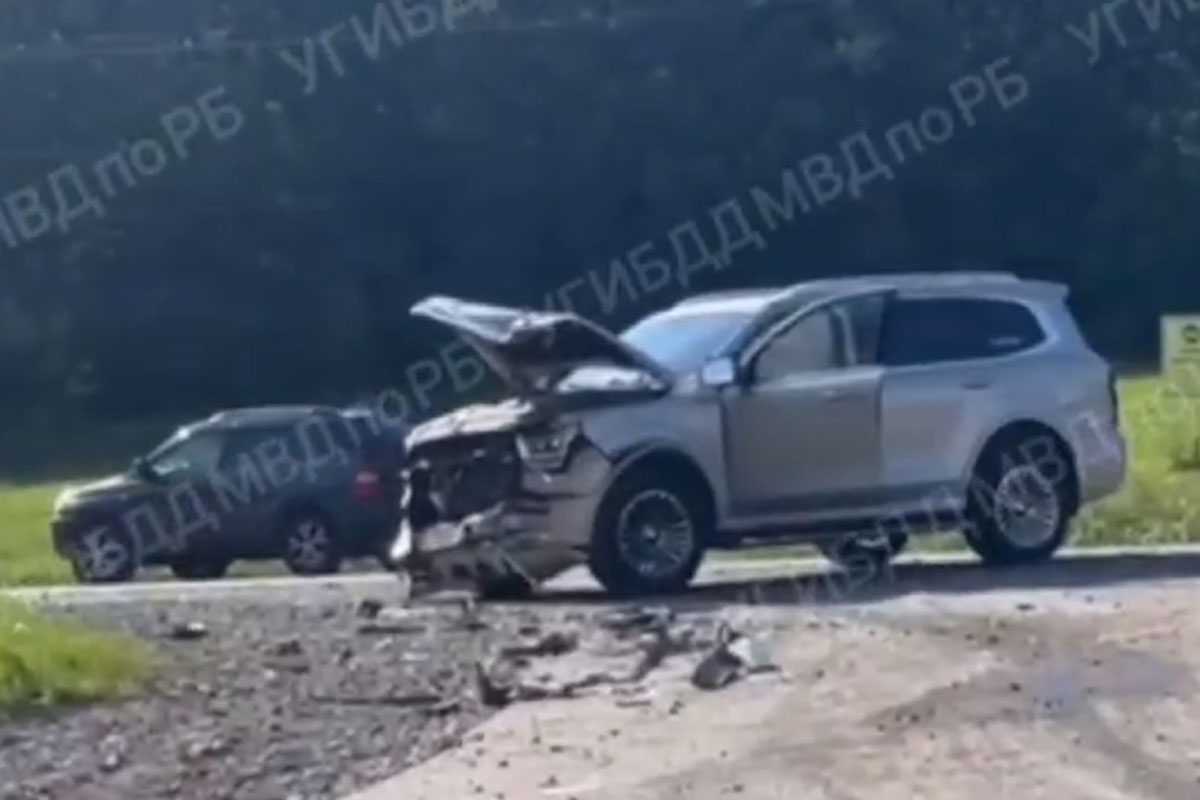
[390,272,1126,597]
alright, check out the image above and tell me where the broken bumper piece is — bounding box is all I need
[393,505,585,590]
[392,443,613,590]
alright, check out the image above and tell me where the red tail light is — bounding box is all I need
[353,469,384,503]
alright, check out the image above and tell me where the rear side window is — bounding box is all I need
[881,298,1045,367]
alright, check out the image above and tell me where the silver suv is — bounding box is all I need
[390,272,1127,597]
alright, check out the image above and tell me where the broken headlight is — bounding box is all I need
[516,421,580,472]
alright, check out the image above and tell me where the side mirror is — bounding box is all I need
[700,357,738,389]
[131,456,157,483]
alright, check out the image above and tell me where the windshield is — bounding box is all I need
[621,311,753,373]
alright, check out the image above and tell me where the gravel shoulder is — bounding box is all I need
[0,585,506,800]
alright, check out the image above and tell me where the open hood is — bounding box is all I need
[411,296,673,396]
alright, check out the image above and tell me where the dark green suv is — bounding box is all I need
[50,406,405,583]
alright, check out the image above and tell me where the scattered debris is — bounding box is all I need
[727,632,777,675]
[98,735,127,773]
[267,637,304,658]
[179,736,231,762]
[356,615,429,637]
[167,621,208,641]
[499,630,579,659]
[692,624,777,691]
[425,698,462,717]
[476,660,516,708]
[598,606,675,635]
[356,598,384,620]
[311,691,447,708]
[615,698,652,709]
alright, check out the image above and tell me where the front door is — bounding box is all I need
[722,291,889,517]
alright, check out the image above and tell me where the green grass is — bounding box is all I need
[0,599,155,711]
[1072,375,1200,546]
[0,484,74,587]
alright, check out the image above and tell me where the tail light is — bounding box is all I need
[1107,367,1120,427]
[353,469,384,503]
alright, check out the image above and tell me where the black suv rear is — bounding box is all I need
[50,406,405,583]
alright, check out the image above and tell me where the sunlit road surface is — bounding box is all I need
[344,545,1200,800]
[8,544,1200,607]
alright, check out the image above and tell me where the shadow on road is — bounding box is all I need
[539,551,1200,609]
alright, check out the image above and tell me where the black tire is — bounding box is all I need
[279,509,342,576]
[169,559,231,580]
[965,432,1074,566]
[69,521,139,584]
[817,532,908,571]
[589,467,709,597]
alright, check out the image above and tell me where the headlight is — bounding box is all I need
[52,489,80,516]
[516,421,581,472]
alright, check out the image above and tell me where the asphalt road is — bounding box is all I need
[341,546,1200,800]
[10,545,1200,608]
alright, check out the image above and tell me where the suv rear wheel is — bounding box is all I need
[965,433,1073,565]
[589,467,708,596]
[280,510,342,576]
[70,522,138,584]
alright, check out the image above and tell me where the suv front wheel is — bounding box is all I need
[589,467,708,596]
[965,433,1074,565]
[70,522,138,584]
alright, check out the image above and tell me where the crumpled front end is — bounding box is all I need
[390,419,614,591]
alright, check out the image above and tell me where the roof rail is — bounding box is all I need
[674,288,784,306]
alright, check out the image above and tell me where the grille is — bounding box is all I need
[409,434,519,521]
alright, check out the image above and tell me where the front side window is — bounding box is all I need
[146,430,225,480]
[880,297,1045,367]
[751,293,887,381]
[754,309,841,381]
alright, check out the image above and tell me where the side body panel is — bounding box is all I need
[721,366,883,515]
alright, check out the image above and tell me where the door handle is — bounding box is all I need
[962,380,992,391]
[820,388,852,401]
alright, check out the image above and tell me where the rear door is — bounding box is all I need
[722,290,889,516]
[878,295,1047,505]
[208,427,297,556]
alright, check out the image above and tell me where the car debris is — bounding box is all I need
[311,690,447,708]
[692,624,777,691]
[598,606,676,635]
[498,630,579,659]
[356,597,384,620]
[473,615,745,709]
[166,620,209,641]
[356,620,430,636]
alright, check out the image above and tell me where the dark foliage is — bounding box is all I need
[0,0,1197,442]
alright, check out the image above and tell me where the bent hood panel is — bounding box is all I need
[411,296,673,395]
[406,399,547,449]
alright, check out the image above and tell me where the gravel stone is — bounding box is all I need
[0,598,520,800]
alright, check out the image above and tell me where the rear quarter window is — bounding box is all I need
[881,297,1045,367]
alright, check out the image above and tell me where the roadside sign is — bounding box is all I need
[1161,315,1200,394]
